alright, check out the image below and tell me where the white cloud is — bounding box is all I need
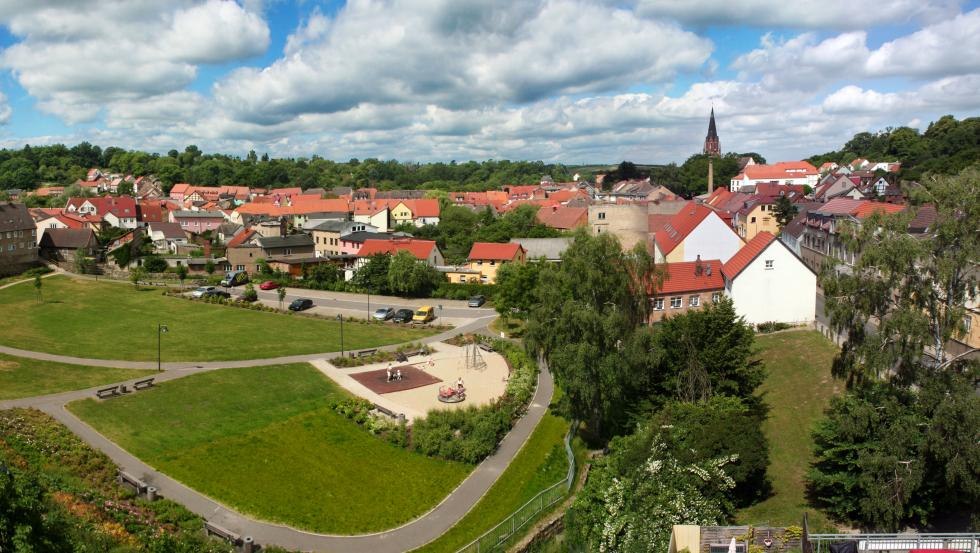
[866,8,980,77]
[213,0,712,124]
[0,92,10,125]
[0,1,269,122]
[633,0,963,28]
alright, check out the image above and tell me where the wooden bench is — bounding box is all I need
[394,352,409,363]
[478,342,495,353]
[204,521,242,546]
[373,404,397,418]
[117,470,147,494]
[357,348,378,358]
[96,385,120,399]
[133,378,155,390]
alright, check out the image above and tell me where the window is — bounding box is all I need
[965,316,972,333]
[670,296,682,309]
[284,248,291,255]
[597,212,606,220]
[490,260,496,266]
[652,298,664,310]
[236,265,245,271]
[7,244,13,251]
[459,276,466,283]
[712,292,721,303]
[750,216,756,223]
[689,295,700,307]
[764,259,774,270]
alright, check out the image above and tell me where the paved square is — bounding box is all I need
[350,365,442,394]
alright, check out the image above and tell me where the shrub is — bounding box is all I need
[142,256,169,273]
[756,321,792,333]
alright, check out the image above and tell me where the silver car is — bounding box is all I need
[191,286,216,298]
[373,307,395,321]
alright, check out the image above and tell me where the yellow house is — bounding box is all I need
[390,201,414,227]
[734,199,779,241]
[466,242,526,284]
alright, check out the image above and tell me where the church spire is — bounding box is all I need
[703,107,720,157]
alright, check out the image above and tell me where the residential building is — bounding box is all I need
[64,195,138,229]
[339,230,401,256]
[652,202,743,263]
[169,210,226,233]
[799,198,905,272]
[648,258,724,323]
[463,242,526,284]
[588,203,648,251]
[509,237,572,263]
[307,220,378,257]
[722,232,816,326]
[225,232,315,274]
[730,161,819,192]
[147,222,188,253]
[354,238,444,269]
[0,203,39,275]
[732,195,780,241]
[352,201,391,232]
[38,228,97,265]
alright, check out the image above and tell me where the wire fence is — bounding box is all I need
[455,422,578,553]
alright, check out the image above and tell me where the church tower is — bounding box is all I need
[703,107,720,157]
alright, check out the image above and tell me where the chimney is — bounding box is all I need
[706,264,712,276]
[695,254,703,276]
[708,158,714,194]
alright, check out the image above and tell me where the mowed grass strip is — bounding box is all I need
[0,353,155,400]
[736,330,841,531]
[68,363,470,534]
[413,412,571,553]
[0,276,435,361]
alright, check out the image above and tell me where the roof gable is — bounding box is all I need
[468,242,523,261]
[722,232,777,280]
[652,259,725,294]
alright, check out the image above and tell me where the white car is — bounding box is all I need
[191,286,216,298]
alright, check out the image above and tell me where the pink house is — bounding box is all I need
[169,210,225,233]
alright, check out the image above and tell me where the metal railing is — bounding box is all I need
[807,534,980,553]
[455,422,577,553]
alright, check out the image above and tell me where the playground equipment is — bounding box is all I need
[437,385,466,403]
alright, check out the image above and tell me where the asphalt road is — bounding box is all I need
[253,287,496,320]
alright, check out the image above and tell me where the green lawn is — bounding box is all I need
[0,275,435,361]
[68,363,470,534]
[0,353,155,400]
[736,330,841,531]
[413,412,573,553]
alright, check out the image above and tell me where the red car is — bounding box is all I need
[259,280,279,290]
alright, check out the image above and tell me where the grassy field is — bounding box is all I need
[736,330,841,531]
[0,276,435,361]
[0,353,155,400]
[414,412,574,553]
[69,363,470,534]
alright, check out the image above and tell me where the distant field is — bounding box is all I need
[736,330,841,531]
[69,363,470,534]
[0,353,154,400]
[0,276,435,361]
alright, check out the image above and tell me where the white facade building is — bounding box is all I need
[722,232,816,326]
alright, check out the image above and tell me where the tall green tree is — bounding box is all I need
[0,467,72,552]
[351,254,391,295]
[773,195,798,230]
[493,260,543,318]
[524,230,659,437]
[822,167,979,386]
[387,250,442,297]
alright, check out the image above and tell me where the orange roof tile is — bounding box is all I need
[651,259,725,295]
[538,206,587,230]
[357,238,437,260]
[722,232,777,280]
[468,242,523,261]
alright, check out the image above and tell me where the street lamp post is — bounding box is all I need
[367,290,371,319]
[336,314,345,357]
[157,323,168,372]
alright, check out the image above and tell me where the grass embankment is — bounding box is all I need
[0,353,154,400]
[0,275,435,361]
[736,330,841,531]
[414,412,578,553]
[69,363,470,534]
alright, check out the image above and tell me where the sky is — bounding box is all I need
[0,0,978,165]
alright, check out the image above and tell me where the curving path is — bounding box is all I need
[0,271,554,552]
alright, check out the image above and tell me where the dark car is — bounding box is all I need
[288,298,314,311]
[392,308,415,323]
[467,295,486,307]
[202,290,231,299]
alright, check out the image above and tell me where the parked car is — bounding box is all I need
[191,286,216,298]
[373,307,395,321]
[202,290,231,299]
[413,305,435,323]
[220,270,249,287]
[392,308,415,323]
[259,280,279,290]
[467,295,486,307]
[288,298,314,311]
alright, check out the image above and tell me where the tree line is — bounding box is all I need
[0,142,572,193]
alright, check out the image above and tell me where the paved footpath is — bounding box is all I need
[0,271,554,552]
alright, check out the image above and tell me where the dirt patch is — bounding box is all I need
[0,360,19,371]
[350,365,442,394]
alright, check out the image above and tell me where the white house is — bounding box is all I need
[652,202,744,264]
[721,231,816,326]
[730,161,819,192]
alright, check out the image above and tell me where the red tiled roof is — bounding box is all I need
[468,242,523,261]
[225,229,256,248]
[401,198,440,218]
[357,238,437,260]
[537,206,587,230]
[648,213,673,232]
[651,259,725,295]
[722,232,777,280]
[653,202,714,255]
[733,161,818,181]
[852,202,905,219]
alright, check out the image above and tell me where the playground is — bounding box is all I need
[314,341,510,421]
